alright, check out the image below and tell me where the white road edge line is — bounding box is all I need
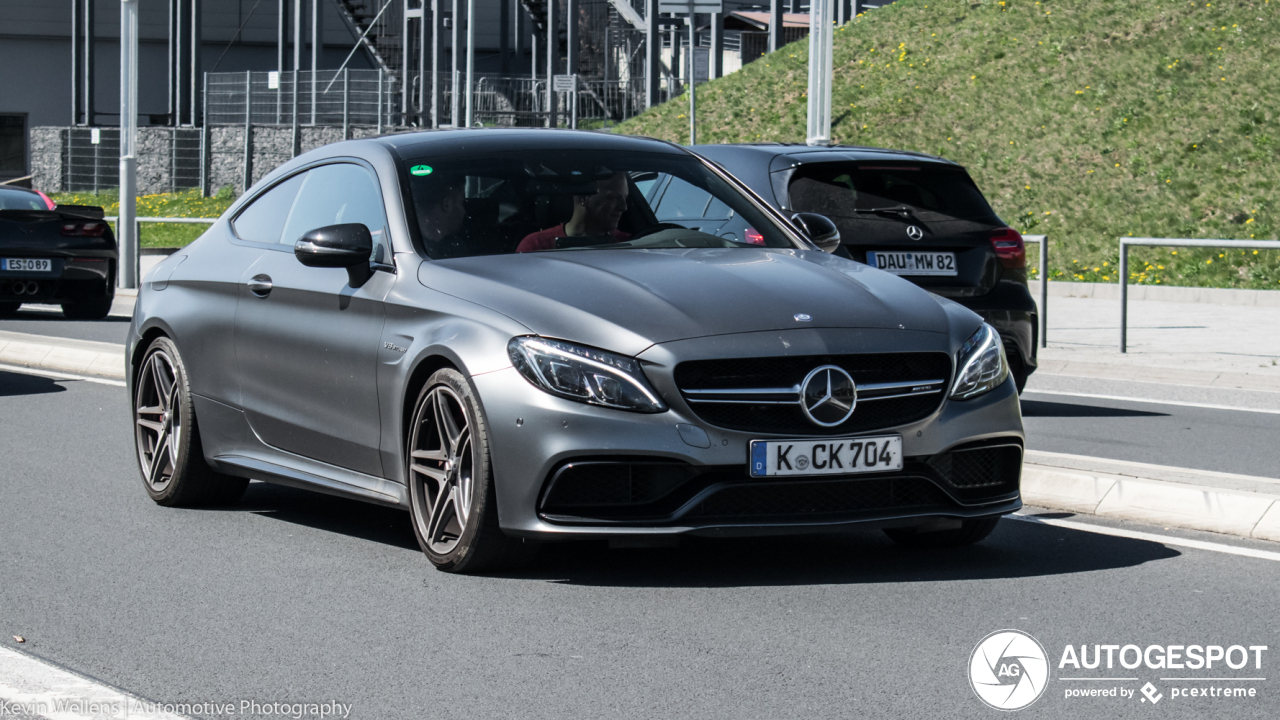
[0,645,191,719]
[1010,514,1280,562]
[0,363,125,388]
[1021,389,1280,415]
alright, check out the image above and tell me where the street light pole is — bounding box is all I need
[119,0,139,290]
[465,0,474,127]
[806,0,833,146]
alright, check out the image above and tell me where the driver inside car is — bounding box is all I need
[515,171,632,252]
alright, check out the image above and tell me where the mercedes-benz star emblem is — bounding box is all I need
[906,225,924,241]
[799,365,857,427]
[794,313,812,322]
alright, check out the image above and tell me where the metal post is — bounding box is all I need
[687,8,695,145]
[168,0,176,124]
[377,67,385,133]
[72,0,81,125]
[1119,240,1128,353]
[292,0,301,155]
[499,0,510,75]
[711,12,723,79]
[311,0,321,125]
[191,0,202,127]
[85,0,96,126]
[806,0,832,146]
[119,0,139,290]
[567,0,578,130]
[432,0,441,128]
[401,0,410,122]
[465,0,474,128]
[418,0,428,125]
[1039,235,1048,347]
[342,68,350,138]
[769,0,782,53]
[243,70,253,192]
[645,0,658,108]
[200,73,210,196]
[451,0,460,126]
[277,0,286,123]
[546,0,558,127]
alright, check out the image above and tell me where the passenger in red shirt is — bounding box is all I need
[516,171,632,252]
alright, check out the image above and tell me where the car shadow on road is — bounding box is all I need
[493,518,1182,588]
[0,370,68,397]
[1020,400,1168,418]
[236,481,420,552]
[228,481,1180,587]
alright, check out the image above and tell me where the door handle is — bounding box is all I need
[247,274,273,297]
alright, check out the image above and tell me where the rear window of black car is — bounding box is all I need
[0,188,47,211]
[788,163,997,221]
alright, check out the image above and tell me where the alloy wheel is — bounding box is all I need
[135,349,182,493]
[409,385,475,555]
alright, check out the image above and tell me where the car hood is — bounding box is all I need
[417,247,950,357]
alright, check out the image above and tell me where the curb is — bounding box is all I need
[1022,450,1280,543]
[1028,280,1280,307]
[0,331,125,380]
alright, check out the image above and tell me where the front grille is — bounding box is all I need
[929,444,1022,488]
[687,475,950,520]
[542,461,697,510]
[674,352,952,435]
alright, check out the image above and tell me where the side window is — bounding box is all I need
[230,173,305,244]
[653,175,715,220]
[279,163,389,250]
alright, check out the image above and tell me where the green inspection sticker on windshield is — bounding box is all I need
[410,165,433,176]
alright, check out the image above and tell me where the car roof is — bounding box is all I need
[694,142,962,169]
[0,185,42,197]
[374,128,693,158]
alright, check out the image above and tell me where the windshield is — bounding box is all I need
[402,149,795,259]
[788,163,998,221]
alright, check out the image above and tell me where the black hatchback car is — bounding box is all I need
[0,186,117,319]
[692,144,1037,391]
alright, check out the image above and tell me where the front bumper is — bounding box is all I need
[475,332,1024,539]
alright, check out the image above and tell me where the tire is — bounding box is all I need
[0,302,20,317]
[406,368,526,573]
[133,337,248,507]
[883,516,1001,548]
[62,297,114,320]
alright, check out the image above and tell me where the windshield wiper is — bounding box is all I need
[852,206,923,222]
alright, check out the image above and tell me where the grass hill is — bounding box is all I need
[618,0,1279,289]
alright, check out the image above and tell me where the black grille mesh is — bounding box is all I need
[927,445,1022,489]
[674,352,951,435]
[688,476,949,520]
[542,463,696,509]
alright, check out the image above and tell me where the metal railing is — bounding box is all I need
[1024,234,1047,348]
[1118,237,1280,352]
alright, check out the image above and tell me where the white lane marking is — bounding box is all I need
[0,646,190,719]
[0,363,125,388]
[1022,389,1280,415]
[1009,514,1280,562]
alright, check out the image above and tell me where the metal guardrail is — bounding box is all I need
[1118,237,1280,352]
[103,216,216,224]
[1024,234,1047,348]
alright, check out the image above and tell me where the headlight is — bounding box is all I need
[950,324,1009,400]
[508,336,667,413]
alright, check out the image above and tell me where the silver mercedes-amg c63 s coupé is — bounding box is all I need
[128,130,1024,572]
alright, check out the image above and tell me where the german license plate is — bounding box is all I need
[1,258,52,272]
[866,251,957,276]
[749,435,903,477]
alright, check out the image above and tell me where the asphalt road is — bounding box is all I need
[1,372,1277,719]
[0,304,132,344]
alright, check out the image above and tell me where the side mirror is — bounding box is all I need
[791,212,841,254]
[294,223,374,287]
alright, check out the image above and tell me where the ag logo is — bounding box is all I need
[969,629,1049,711]
[906,225,924,241]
